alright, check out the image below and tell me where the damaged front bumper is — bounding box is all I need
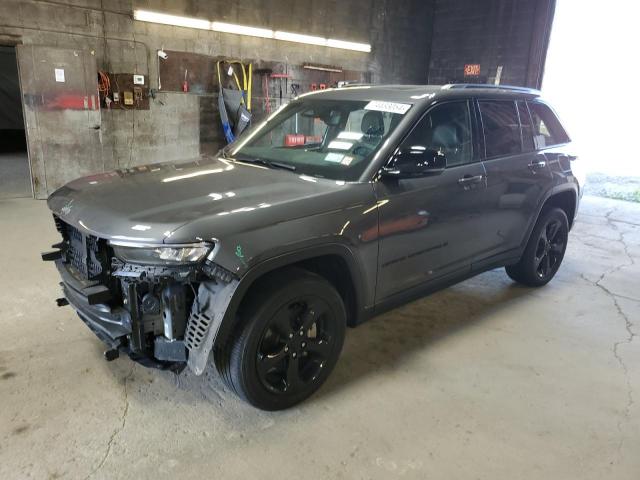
[43,217,238,374]
[56,259,131,350]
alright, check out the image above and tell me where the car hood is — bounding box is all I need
[47,155,359,244]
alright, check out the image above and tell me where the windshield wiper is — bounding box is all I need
[233,154,297,172]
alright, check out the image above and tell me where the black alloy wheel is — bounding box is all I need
[257,296,336,394]
[506,207,569,287]
[217,268,346,410]
[533,217,566,279]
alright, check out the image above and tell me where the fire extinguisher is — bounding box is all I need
[182,69,189,93]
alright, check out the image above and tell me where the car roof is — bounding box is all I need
[297,83,542,105]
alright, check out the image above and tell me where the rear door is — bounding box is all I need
[475,98,554,264]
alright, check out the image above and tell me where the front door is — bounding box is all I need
[17,45,102,198]
[374,101,488,301]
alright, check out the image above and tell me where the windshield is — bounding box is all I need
[228,98,411,181]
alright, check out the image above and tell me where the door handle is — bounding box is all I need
[528,160,547,171]
[457,174,484,185]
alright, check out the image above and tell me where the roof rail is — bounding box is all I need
[337,82,373,88]
[442,83,540,94]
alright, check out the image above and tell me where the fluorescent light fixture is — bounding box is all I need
[212,21,274,39]
[134,10,211,30]
[133,10,371,52]
[274,31,327,46]
[327,38,371,53]
[303,64,343,73]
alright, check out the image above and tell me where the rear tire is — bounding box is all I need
[506,207,569,287]
[217,268,346,410]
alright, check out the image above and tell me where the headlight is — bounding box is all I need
[112,244,212,265]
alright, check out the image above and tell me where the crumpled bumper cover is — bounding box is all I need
[55,259,131,349]
[50,241,240,374]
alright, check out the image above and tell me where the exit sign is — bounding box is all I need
[464,64,481,76]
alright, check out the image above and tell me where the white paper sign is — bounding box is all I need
[324,153,344,163]
[55,68,65,83]
[364,101,411,115]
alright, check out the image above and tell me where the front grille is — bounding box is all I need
[56,217,109,281]
[53,214,65,234]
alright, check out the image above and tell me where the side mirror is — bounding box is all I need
[382,148,446,178]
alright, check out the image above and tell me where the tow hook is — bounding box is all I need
[104,349,120,362]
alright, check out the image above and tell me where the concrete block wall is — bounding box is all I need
[428,0,555,87]
[0,0,554,197]
[0,0,434,196]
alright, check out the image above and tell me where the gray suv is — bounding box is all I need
[43,84,582,410]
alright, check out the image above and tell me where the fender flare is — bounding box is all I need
[524,184,579,247]
[211,242,367,353]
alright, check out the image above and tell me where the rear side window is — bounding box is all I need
[527,101,570,149]
[517,101,535,152]
[478,100,521,158]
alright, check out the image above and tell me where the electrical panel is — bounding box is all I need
[98,72,150,110]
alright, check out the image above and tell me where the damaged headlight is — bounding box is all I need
[112,243,212,265]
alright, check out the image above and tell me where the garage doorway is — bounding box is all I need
[0,45,31,199]
[543,0,640,200]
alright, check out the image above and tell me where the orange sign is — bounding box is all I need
[464,64,481,76]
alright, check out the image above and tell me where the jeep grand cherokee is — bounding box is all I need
[43,84,582,410]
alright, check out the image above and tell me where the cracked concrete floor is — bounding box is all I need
[0,195,638,480]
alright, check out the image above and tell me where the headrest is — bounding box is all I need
[432,124,459,149]
[361,111,384,136]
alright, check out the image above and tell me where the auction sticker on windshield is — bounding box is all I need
[364,101,411,115]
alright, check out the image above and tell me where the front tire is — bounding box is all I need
[218,268,346,410]
[506,207,569,287]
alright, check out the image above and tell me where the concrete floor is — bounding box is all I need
[0,195,638,480]
[0,152,31,199]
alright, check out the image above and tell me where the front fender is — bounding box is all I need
[216,241,369,349]
[184,242,370,375]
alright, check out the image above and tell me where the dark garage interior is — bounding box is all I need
[0,1,638,479]
[0,45,30,198]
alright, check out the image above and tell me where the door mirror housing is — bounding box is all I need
[382,148,447,178]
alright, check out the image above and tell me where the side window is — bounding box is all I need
[528,101,570,149]
[478,100,521,158]
[517,101,535,152]
[400,101,473,167]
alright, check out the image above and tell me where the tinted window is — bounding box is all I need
[401,101,473,167]
[528,101,570,149]
[517,101,535,152]
[479,100,521,158]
